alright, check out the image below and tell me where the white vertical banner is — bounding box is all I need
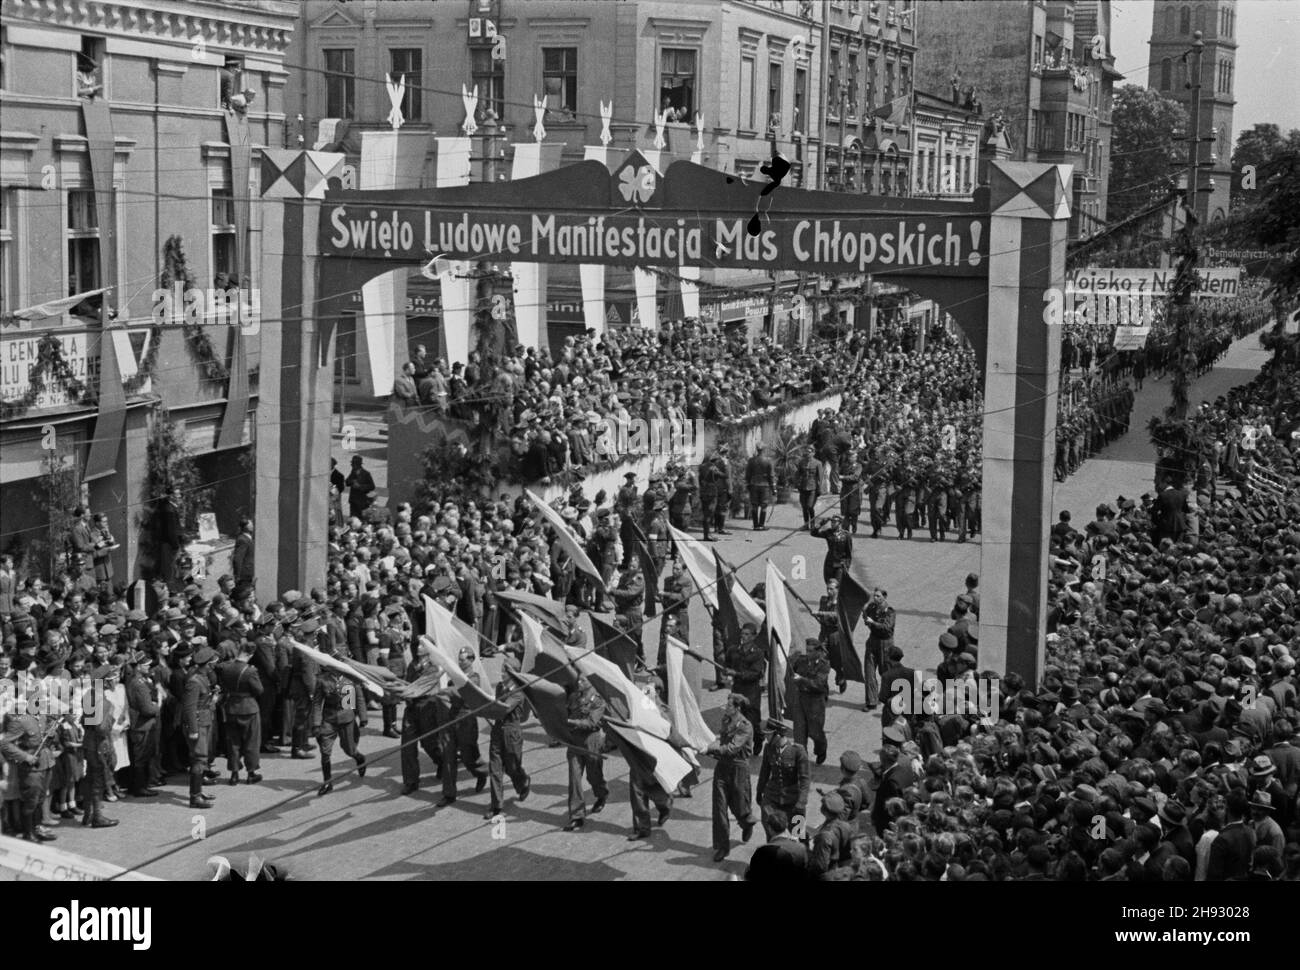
[360,131,426,393]
[634,149,664,331]
[581,145,609,336]
[511,142,544,350]
[435,137,474,367]
[678,143,704,319]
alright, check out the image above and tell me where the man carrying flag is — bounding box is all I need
[834,572,870,697]
[562,674,608,832]
[704,692,757,862]
[725,623,767,758]
[624,673,676,841]
[610,556,645,658]
[432,647,490,807]
[485,645,531,819]
[790,638,830,765]
[862,587,896,712]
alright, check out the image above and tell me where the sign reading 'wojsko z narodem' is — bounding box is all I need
[317,154,990,278]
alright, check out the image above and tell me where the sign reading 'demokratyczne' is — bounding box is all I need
[320,206,989,277]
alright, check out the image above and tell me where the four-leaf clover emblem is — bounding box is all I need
[618,164,656,203]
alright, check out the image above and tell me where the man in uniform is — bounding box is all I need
[871,726,914,835]
[705,692,757,862]
[657,562,691,671]
[562,674,609,831]
[400,640,444,796]
[927,471,950,542]
[81,670,120,829]
[485,647,531,819]
[790,637,830,765]
[745,445,777,531]
[725,622,767,757]
[666,463,697,538]
[217,640,263,785]
[808,790,856,879]
[756,717,810,841]
[862,588,896,712]
[434,647,489,807]
[642,492,669,617]
[610,556,645,659]
[0,683,61,840]
[814,578,849,695]
[811,513,853,585]
[626,675,675,841]
[286,616,320,759]
[698,450,731,540]
[616,473,640,568]
[182,646,219,809]
[586,509,618,610]
[310,643,367,797]
[124,651,161,798]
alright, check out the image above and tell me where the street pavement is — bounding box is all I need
[43,329,1268,880]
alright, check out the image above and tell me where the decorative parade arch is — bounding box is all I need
[253,147,1071,684]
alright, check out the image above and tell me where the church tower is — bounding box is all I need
[1148,1,1237,221]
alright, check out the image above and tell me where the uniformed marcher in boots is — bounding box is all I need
[725,622,767,758]
[790,638,830,765]
[610,556,645,659]
[217,640,263,785]
[811,513,852,585]
[862,588,895,712]
[400,641,444,795]
[562,674,608,831]
[0,684,61,840]
[616,473,640,568]
[746,445,777,530]
[311,648,367,797]
[182,648,218,808]
[81,669,119,828]
[814,579,849,694]
[485,646,531,818]
[705,692,757,862]
[626,674,674,841]
[756,717,810,841]
[434,647,489,807]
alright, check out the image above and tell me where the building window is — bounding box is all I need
[900,62,910,98]
[865,56,876,107]
[847,50,859,114]
[1176,58,1187,88]
[471,47,505,119]
[1225,61,1233,95]
[1165,7,1176,35]
[793,66,807,132]
[1160,58,1171,89]
[1033,34,1044,68]
[1179,6,1190,34]
[335,312,358,381]
[659,48,696,121]
[211,187,236,284]
[66,189,100,297]
[884,61,894,102]
[768,61,782,129]
[0,189,16,313]
[1194,5,1206,32]
[827,51,839,116]
[739,56,755,130]
[76,36,104,100]
[542,47,578,118]
[324,48,355,118]
[390,49,423,122]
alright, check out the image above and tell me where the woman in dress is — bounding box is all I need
[107,659,131,800]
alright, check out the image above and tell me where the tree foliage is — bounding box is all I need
[1108,85,1188,224]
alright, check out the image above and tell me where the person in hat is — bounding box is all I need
[217,640,264,786]
[1249,791,1285,854]
[562,674,609,832]
[808,789,856,879]
[609,555,645,657]
[182,647,219,808]
[871,728,914,836]
[0,682,62,841]
[310,641,368,798]
[123,650,161,799]
[432,648,488,808]
[485,650,531,820]
[755,717,810,841]
[1206,789,1256,881]
[724,623,767,757]
[399,639,445,797]
[697,448,731,541]
[790,638,830,765]
[641,491,670,616]
[862,588,896,712]
[625,676,675,841]
[615,473,640,569]
[810,512,853,586]
[744,443,777,531]
[705,692,757,862]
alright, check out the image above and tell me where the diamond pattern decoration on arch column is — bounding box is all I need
[260,149,347,199]
[989,161,1073,220]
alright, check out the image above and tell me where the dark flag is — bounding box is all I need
[834,571,869,684]
[590,613,639,679]
[713,550,742,652]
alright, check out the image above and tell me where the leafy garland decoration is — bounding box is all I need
[0,333,93,420]
[161,234,229,382]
